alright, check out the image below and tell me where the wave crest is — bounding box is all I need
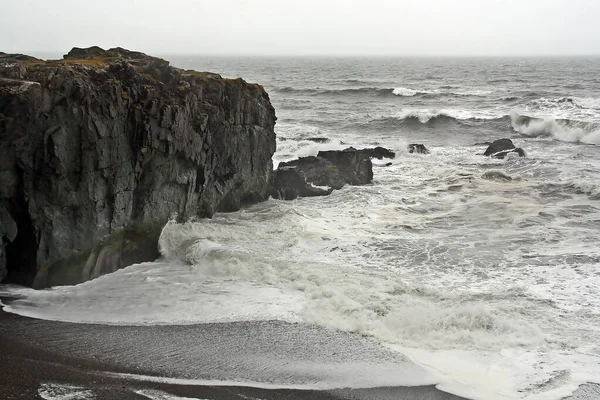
[273,86,492,98]
[510,112,600,145]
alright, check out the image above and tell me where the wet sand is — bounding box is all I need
[2,302,598,400]
[0,306,464,400]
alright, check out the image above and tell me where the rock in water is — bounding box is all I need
[0,47,276,287]
[271,149,373,200]
[269,167,333,200]
[483,139,516,156]
[408,144,430,154]
[493,148,526,159]
[347,146,396,159]
[278,156,346,190]
[317,149,373,185]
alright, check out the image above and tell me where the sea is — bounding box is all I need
[2,56,600,400]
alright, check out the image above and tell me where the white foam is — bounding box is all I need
[4,143,600,400]
[510,111,600,145]
[38,383,96,400]
[393,108,503,123]
[135,390,207,400]
[392,87,492,97]
[520,97,600,122]
[111,363,441,391]
[1,261,304,325]
[392,87,418,96]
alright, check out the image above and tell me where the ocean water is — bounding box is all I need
[2,56,600,400]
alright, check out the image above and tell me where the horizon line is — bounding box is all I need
[6,49,600,59]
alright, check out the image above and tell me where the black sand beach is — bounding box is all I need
[0,304,465,400]
[3,305,599,400]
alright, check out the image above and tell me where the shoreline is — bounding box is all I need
[0,305,464,400]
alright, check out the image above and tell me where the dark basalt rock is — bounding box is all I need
[344,146,395,159]
[269,167,333,200]
[408,144,430,154]
[493,148,526,159]
[317,149,373,186]
[0,46,276,287]
[278,156,346,190]
[64,47,152,61]
[483,139,516,156]
[271,148,373,200]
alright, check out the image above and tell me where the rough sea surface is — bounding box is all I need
[2,57,600,400]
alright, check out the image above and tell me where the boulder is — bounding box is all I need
[408,143,430,154]
[0,46,276,288]
[483,139,516,156]
[270,167,333,200]
[345,146,395,159]
[492,148,526,159]
[317,149,373,185]
[271,149,374,200]
[278,156,346,190]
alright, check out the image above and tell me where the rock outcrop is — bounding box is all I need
[349,146,396,160]
[271,148,374,200]
[493,148,526,159]
[0,47,276,287]
[483,139,525,158]
[317,149,374,185]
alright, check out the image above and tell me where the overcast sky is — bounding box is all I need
[1,0,599,57]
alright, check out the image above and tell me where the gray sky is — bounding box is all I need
[1,0,599,57]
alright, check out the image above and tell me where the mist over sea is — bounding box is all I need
[3,56,600,400]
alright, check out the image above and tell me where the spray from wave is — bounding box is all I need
[511,111,600,145]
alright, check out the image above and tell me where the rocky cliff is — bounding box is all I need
[0,47,276,288]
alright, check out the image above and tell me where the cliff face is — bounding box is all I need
[0,47,276,288]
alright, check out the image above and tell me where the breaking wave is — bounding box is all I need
[273,86,492,98]
[511,112,600,145]
[363,109,508,130]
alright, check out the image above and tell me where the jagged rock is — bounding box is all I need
[317,149,373,185]
[271,149,373,200]
[64,46,151,60]
[344,146,395,159]
[278,156,346,190]
[270,167,333,200]
[408,143,430,154]
[0,46,276,288]
[493,148,526,159]
[483,139,516,156]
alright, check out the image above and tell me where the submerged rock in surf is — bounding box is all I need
[408,143,430,154]
[482,170,513,181]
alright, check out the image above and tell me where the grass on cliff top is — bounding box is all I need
[24,57,146,69]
